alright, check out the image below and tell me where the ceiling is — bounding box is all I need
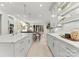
[0,2,56,23]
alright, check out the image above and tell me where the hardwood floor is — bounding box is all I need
[27,33,52,57]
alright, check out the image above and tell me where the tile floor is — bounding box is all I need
[27,33,53,57]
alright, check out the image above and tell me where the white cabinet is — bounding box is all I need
[47,34,60,56]
[0,43,14,57]
[0,33,33,57]
[47,34,52,48]
[47,34,79,57]
[24,34,33,55]
[62,42,79,57]
[52,38,59,57]
[15,39,26,57]
[14,33,33,57]
[47,34,54,53]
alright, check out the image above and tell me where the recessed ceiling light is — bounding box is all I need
[40,4,43,7]
[0,3,4,7]
[58,8,61,11]
[39,14,42,17]
[51,14,56,17]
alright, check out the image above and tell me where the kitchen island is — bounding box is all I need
[47,33,79,57]
[0,33,33,57]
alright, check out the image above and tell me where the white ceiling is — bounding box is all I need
[0,2,55,23]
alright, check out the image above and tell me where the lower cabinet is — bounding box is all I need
[14,33,33,57]
[0,43,14,57]
[47,34,79,57]
[15,39,26,57]
[0,33,33,57]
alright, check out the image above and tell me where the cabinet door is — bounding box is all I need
[47,35,68,57]
[24,35,33,56]
[15,39,26,57]
[47,35,58,56]
[49,36,54,53]
[47,35,52,48]
[47,34,56,56]
[53,37,67,57]
[56,40,68,57]
[0,43,14,57]
[53,37,60,57]
[25,38,31,53]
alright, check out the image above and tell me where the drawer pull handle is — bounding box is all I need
[53,42,54,47]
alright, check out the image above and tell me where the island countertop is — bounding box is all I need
[48,33,79,48]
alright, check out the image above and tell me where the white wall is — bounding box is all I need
[0,15,1,35]
[1,14,9,35]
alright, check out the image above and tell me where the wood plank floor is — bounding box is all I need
[27,33,52,57]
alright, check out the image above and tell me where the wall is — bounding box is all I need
[1,14,9,35]
[0,14,1,35]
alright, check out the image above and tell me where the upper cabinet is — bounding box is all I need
[50,2,79,26]
[58,2,79,24]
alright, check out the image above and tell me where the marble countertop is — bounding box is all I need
[0,33,30,43]
[48,33,79,48]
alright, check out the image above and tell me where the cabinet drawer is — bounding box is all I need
[65,43,77,52]
[65,49,76,57]
[61,41,79,57]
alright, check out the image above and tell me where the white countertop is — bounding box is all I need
[48,33,79,48]
[0,33,31,43]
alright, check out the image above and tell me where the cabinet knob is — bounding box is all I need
[53,42,54,47]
